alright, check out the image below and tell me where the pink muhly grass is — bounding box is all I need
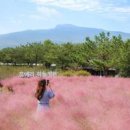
[0,76,130,130]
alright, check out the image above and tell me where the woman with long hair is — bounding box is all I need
[35,79,55,111]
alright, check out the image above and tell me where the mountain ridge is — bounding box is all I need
[0,24,130,48]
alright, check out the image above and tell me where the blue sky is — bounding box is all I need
[0,0,130,34]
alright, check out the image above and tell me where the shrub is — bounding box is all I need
[75,70,91,76]
[59,70,75,76]
[58,70,91,76]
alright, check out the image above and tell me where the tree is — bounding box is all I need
[41,40,58,68]
[0,48,14,64]
[82,37,97,66]
[119,39,130,77]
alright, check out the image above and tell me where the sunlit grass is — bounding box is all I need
[0,66,46,79]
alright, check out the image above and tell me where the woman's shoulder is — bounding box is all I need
[46,89,55,98]
[46,89,53,94]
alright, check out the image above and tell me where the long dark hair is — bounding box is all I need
[35,79,48,100]
[0,82,3,88]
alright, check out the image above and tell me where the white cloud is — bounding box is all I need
[37,6,60,17]
[32,0,130,14]
[112,7,130,13]
[29,6,61,20]
[32,0,102,11]
[30,0,130,22]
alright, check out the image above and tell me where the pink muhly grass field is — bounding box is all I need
[0,76,130,130]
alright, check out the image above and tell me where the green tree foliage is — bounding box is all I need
[93,32,113,75]
[42,40,58,67]
[0,47,14,64]
[0,32,129,77]
[119,39,130,77]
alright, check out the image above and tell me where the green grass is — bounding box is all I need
[0,66,47,79]
[0,66,91,80]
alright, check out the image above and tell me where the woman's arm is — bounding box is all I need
[48,83,55,98]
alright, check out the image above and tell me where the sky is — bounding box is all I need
[0,0,130,34]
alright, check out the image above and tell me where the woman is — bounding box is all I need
[35,79,55,112]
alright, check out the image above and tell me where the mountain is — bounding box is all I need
[0,24,130,48]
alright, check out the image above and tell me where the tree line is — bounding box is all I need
[0,32,130,77]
